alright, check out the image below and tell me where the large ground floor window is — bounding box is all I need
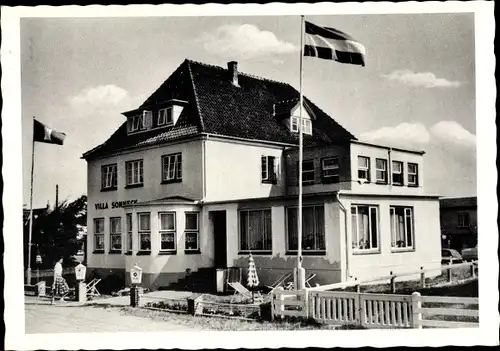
[351,205,379,253]
[94,218,105,251]
[390,206,414,250]
[287,205,325,253]
[126,213,133,252]
[239,209,272,252]
[159,212,176,252]
[138,212,151,251]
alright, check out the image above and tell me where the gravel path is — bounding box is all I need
[25,299,200,333]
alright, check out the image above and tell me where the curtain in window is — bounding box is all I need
[160,213,175,230]
[357,207,369,249]
[287,206,325,251]
[240,210,271,251]
[405,209,413,247]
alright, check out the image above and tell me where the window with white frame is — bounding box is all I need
[94,218,105,251]
[290,116,312,135]
[261,156,277,183]
[299,160,315,183]
[287,205,325,252]
[159,212,176,251]
[290,117,299,132]
[157,107,173,126]
[358,156,370,182]
[126,159,144,186]
[351,205,379,252]
[301,118,312,135]
[321,157,340,183]
[101,164,117,190]
[458,212,470,228]
[408,163,419,186]
[128,114,146,133]
[375,158,388,183]
[162,153,182,182]
[390,207,414,249]
[126,213,133,252]
[110,217,122,251]
[239,209,272,252]
[185,212,199,251]
[138,213,151,251]
[392,161,404,185]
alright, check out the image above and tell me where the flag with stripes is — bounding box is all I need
[33,119,66,145]
[304,21,366,66]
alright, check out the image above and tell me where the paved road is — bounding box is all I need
[25,299,199,333]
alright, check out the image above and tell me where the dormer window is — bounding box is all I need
[290,116,312,135]
[129,115,144,133]
[158,107,174,127]
[291,117,299,132]
[128,110,151,133]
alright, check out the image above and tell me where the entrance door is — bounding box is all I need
[210,211,227,269]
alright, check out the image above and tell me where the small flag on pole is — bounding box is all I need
[33,119,66,145]
[304,21,366,66]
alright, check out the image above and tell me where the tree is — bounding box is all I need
[24,195,87,269]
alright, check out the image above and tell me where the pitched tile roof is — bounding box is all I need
[82,59,356,159]
[440,196,477,209]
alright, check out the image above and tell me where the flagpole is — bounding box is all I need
[26,116,36,285]
[296,14,306,290]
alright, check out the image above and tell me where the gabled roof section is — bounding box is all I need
[82,60,202,160]
[187,60,356,146]
[82,59,356,160]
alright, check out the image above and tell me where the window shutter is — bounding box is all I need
[261,156,268,180]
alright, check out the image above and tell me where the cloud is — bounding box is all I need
[202,24,298,59]
[430,121,476,148]
[381,70,463,88]
[68,84,129,108]
[359,121,476,150]
[359,122,431,147]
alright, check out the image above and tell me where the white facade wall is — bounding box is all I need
[350,143,425,195]
[86,139,204,276]
[204,138,287,202]
[85,133,440,289]
[337,195,442,282]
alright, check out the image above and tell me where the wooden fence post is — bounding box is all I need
[270,290,275,322]
[356,284,361,293]
[356,291,363,326]
[390,272,396,293]
[447,261,453,282]
[420,266,426,288]
[411,292,422,329]
[277,287,284,319]
[302,288,310,318]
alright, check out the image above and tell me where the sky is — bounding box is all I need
[21,13,476,209]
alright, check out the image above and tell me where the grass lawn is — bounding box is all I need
[340,266,478,297]
[118,306,336,330]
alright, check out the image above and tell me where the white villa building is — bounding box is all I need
[82,59,442,290]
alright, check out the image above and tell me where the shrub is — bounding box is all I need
[336,323,367,330]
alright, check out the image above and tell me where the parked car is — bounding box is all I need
[441,248,463,264]
[461,245,478,261]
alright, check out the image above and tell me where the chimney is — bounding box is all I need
[228,61,239,87]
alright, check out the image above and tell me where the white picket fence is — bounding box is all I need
[271,289,308,320]
[272,288,478,329]
[412,292,479,328]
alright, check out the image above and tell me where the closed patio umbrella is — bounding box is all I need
[247,253,260,287]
